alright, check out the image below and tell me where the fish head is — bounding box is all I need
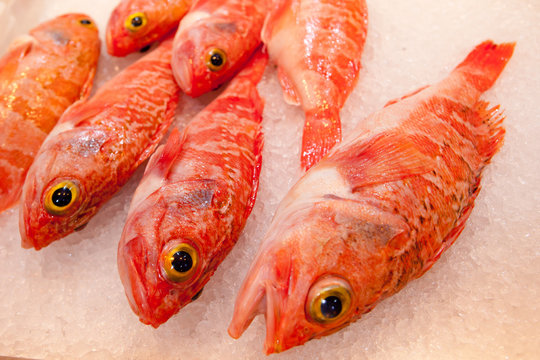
[118,180,221,327]
[229,197,408,353]
[19,128,115,250]
[106,0,182,56]
[172,17,259,97]
[32,13,100,60]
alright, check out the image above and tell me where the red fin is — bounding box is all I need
[277,68,300,105]
[129,128,186,211]
[454,40,515,92]
[143,128,185,179]
[330,132,436,190]
[301,107,341,170]
[384,85,429,107]
[243,128,264,221]
[261,0,293,43]
[0,36,34,71]
[473,100,506,162]
[238,48,268,85]
[422,177,482,273]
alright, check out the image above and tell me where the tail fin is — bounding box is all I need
[301,107,341,170]
[454,40,515,92]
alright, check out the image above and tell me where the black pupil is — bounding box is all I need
[52,187,72,208]
[80,19,92,25]
[210,52,223,67]
[320,296,342,319]
[131,16,143,27]
[171,251,193,273]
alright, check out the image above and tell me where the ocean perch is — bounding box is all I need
[118,50,268,327]
[20,38,181,250]
[262,0,368,169]
[228,41,514,353]
[172,0,267,97]
[106,0,192,56]
[0,14,100,213]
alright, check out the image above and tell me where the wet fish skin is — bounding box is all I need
[107,0,192,56]
[0,13,100,213]
[19,38,181,250]
[118,50,267,327]
[263,0,368,169]
[228,41,514,354]
[171,0,267,97]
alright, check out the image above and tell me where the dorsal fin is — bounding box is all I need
[329,131,436,191]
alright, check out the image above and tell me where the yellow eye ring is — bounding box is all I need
[306,277,352,324]
[205,48,227,72]
[44,180,80,216]
[125,12,147,32]
[161,243,199,282]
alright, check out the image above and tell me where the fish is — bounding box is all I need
[117,49,267,327]
[171,0,267,97]
[262,0,368,170]
[228,40,515,354]
[106,0,192,56]
[19,38,181,250]
[0,13,100,213]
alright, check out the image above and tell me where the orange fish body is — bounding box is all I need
[0,14,100,213]
[106,0,192,56]
[228,41,514,354]
[171,0,267,97]
[118,51,267,327]
[263,0,368,169]
[20,38,181,250]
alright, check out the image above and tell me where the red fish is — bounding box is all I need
[118,50,267,327]
[106,0,192,56]
[228,41,514,354]
[262,0,368,169]
[0,13,100,213]
[20,38,181,250]
[171,0,267,97]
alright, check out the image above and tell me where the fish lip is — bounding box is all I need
[171,56,193,94]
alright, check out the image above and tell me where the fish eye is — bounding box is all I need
[306,277,352,324]
[79,19,94,27]
[205,48,227,72]
[44,180,80,216]
[125,12,147,32]
[161,243,199,282]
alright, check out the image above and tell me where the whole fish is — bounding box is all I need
[171,0,267,97]
[228,41,514,354]
[118,50,267,327]
[106,0,192,56]
[0,13,100,213]
[20,38,181,250]
[262,0,368,169]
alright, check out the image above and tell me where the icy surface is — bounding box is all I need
[0,0,539,359]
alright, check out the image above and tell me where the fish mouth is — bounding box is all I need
[117,235,155,326]
[228,251,292,354]
[171,56,193,94]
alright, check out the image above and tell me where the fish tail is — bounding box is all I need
[301,107,341,170]
[454,40,515,92]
